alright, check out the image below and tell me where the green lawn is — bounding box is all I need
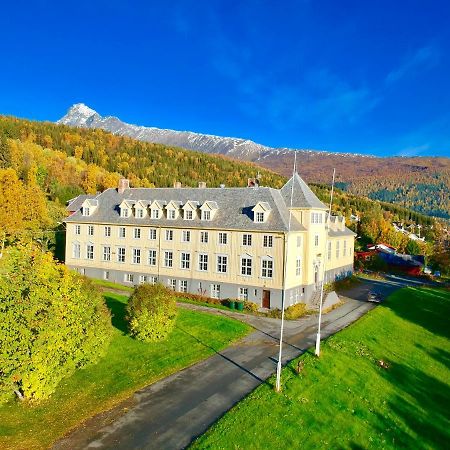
[0,293,251,450]
[191,287,450,449]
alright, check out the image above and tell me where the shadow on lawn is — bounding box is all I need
[104,294,128,334]
[367,360,450,448]
[382,287,450,339]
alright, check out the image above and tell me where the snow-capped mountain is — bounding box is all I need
[57,103,371,163]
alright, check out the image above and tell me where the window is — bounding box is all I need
[151,209,160,219]
[198,254,208,271]
[103,246,111,261]
[148,249,157,266]
[149,228,157,240]
[296,258,301,276]
[82,207,90,216]
[218,232,228,245]
[75,225,81,235]
[217,255,228,273]
[297,236,302,247]
[149,276,158,285]
[263,235,273,248]
[201,210,211,221]
[311,212,323,224]
[179,280,188,293]
[72,242,80,259]
[167,209,176,220]
[119,227,126,238]
[241,257,252,276]
[242,234,252,246]
[139,275,148,284]
[238,287,248,301]
[255,212,264,223]
[168,279,176,291]
[104,271,109,280]
[165,229,173,241]
[314,234,319,247]
[132,248,141,264]
[134,228,141,239]
[117,247,125,263]
[182,230,191,242]
[200,231,209,243]
[121,208,129,218]
[104,226,111,237]
[125,273,134,283]
[180,252,191,269]
[86,244,94,260]
[328,242,332,260]
[136,209,144,218]
[261,259,273,278]
[184,210,193,220]
[164,251,173,268]
[336,241,340,258]
[343,240,347,257]
[88,225,94,236]
[211,284,220,299]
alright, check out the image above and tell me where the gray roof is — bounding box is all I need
[67,194,96,211]
[328,228,357,237]
[65,186,306,232]
[280,172,327,209]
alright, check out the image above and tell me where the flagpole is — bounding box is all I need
[315,168,336,357]
[275,151,297,392]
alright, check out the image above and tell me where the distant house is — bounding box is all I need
[367,243,396,254]
[64,173,356,310]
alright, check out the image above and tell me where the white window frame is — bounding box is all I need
[164,251,173,268]
[149,228,157,240]
[211,284,220,299]
[218,232,228,245]
[132,248,141,264]
[179,280,188,293]
[117,247,126,263]
[180,252,191,269]
[86,243,94,260]
[104,226,111,237]
[118,227,126,238]
[102,246,111,262]
[82,207,90,217]
[167,209,177,220]
[343,240,347,257]
[134,228,141,239]
[336,241,340,258]
[165,229,173,241]
[168,278,176,291]
[182,230,191,243]
[184,210,194,220]
[88,225,94,236]
[314,234,319,247]
[200,231,209,243]
[198,253,208,271]
[148,249,157,266]
[296,257,301,276]
[238,287,248,301]
[124,273,134,283]
[255,212,264,223]
[242,234,252,246]
[121,208,129,218]
[261,258,273,278]
[136,209,144,219]
[151,209,160,219]
[328,242,332,260]
[217,255,228,273]
[241,257,252,276]
[72,242,80,259]
[201,210,211,221]
[75,225,81,235]
[263,235,273,248]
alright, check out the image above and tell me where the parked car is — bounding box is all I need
[367,290,382,303]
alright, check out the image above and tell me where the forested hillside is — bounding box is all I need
[0,115,447,273]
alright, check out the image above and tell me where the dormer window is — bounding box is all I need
[168,209,176,220]
[202,210,211,221]
[151,209,160,219]
[121,208,129,218]
[255,212,264,223]
[184,210,193,220]
[136,209,144,218]
[200,201,217,221]
[82,207,90,216]
[81,198,99,216]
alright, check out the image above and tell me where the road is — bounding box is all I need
[53,276,419,450]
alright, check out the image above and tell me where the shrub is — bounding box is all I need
[0,243,113,404]
[284,303,307,320]
[126,283,177,342]
[244,301,259,313]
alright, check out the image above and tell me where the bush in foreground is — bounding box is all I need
[0,243,113,404]
[126,283,178,342]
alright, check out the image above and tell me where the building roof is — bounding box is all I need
[65,185,306,232]
[280,172,327,209]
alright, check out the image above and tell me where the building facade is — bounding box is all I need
[64,174,355,309]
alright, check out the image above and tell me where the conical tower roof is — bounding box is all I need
[280,172,327,209]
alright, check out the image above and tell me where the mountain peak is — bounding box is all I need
[57,103,99,126]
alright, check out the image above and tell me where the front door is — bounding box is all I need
[262,290,270,308]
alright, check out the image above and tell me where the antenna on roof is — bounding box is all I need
[315,168,336,357]
[275,150,297,392]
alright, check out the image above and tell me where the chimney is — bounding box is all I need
[118,178,130,194]
[198,181,207,189]
[173,181,182,188]
[247,178,259,188]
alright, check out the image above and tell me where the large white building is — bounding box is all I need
[64,174,355,309]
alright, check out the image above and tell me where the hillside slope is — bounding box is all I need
[58,103,450,219]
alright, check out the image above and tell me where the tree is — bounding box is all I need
[126,284,178,342]
[0,243,113,404]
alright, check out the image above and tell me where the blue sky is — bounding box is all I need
[0,0,449,157]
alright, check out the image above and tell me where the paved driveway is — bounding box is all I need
[53,276,415,450]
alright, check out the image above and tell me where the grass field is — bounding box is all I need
[191,287,450,449]
[0,293,251,450]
